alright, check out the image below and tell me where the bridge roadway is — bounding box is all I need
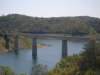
[3,33,100,59]
[4,33,98,40]
[24,34,93,40]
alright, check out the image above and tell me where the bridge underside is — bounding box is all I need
[32,38,68,59]
[13,37,68,59]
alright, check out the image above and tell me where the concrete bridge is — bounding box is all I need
[3,33,99,59]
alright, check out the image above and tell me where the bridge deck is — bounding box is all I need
[25,34,99,40]
[2,33,100,40]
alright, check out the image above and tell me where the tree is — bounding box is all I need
[0,65,17,75]
[31,64,48,75]
[80,40,96,72]
[80,40,100,75]
[0,65,27,75]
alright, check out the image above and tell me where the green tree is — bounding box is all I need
[31,64,48,75]
[79,40,96,75]
[80,40,100,75]
[0,65,27,75]
[48,54,81,75]
[0,65,17,75]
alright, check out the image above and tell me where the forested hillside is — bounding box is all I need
[0,14,100,35]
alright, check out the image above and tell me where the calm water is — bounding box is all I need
[0,39,86,74]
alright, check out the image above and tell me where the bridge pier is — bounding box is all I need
[32,38,37,59]
[14,35,19,53]
[4,33,10,50]
[62,39,68,58]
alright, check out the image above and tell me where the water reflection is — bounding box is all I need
[14,51,19,56]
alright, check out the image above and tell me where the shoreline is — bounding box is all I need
[0,42,52,53]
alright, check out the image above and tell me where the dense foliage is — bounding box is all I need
[0,14,100,35]
[48,40,100,75]
[0,65,26,75]
[31,64,48,75]
[48,55,81,75]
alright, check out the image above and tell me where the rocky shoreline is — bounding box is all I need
[37,42,52,48]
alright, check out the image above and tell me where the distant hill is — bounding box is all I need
[0,14,100,35]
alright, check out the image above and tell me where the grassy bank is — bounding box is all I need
[0,35,52,52]
[0,36,32,52]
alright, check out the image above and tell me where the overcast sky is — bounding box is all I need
[0,0,100,18]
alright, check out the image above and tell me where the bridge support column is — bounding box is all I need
[14,35,19,53]
[32,38,37,59]
[4,33,10,50]
[62,40,68,58]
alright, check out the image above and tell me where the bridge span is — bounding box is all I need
[25,34,92,40]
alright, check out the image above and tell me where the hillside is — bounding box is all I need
[0,14,100,35]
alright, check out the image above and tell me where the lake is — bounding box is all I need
[0,39,86,74]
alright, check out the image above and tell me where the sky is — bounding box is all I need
[0,0,100,18]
